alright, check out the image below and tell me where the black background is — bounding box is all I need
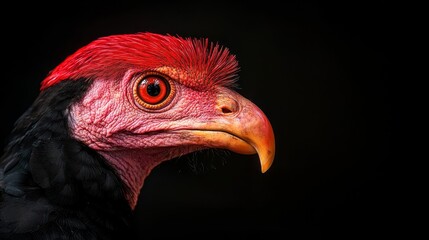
[1,1,409,239]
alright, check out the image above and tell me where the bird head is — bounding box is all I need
[41,33,275,208]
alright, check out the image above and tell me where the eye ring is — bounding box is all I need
[133,72,176,110]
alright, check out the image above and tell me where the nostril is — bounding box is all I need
[217,94,239,115]
[221,107,233,114]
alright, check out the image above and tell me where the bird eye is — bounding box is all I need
[133,74,175,110]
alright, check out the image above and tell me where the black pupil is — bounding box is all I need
[147,82,161,96]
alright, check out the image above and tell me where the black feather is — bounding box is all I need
[0,80,132,240]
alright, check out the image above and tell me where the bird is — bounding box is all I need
[0,32,275,240]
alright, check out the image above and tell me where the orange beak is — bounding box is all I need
[182,89,275,173]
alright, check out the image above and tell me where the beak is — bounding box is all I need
[183,89,275,173]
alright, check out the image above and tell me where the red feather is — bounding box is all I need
[40,32,239,90]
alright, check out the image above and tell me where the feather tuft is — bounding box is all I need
[41,33,239,90]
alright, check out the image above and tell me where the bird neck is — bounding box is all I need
[98,148,174,209]
[0,80,132,237]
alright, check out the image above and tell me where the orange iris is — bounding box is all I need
[137,76,170,105]
[133,73,175,110]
